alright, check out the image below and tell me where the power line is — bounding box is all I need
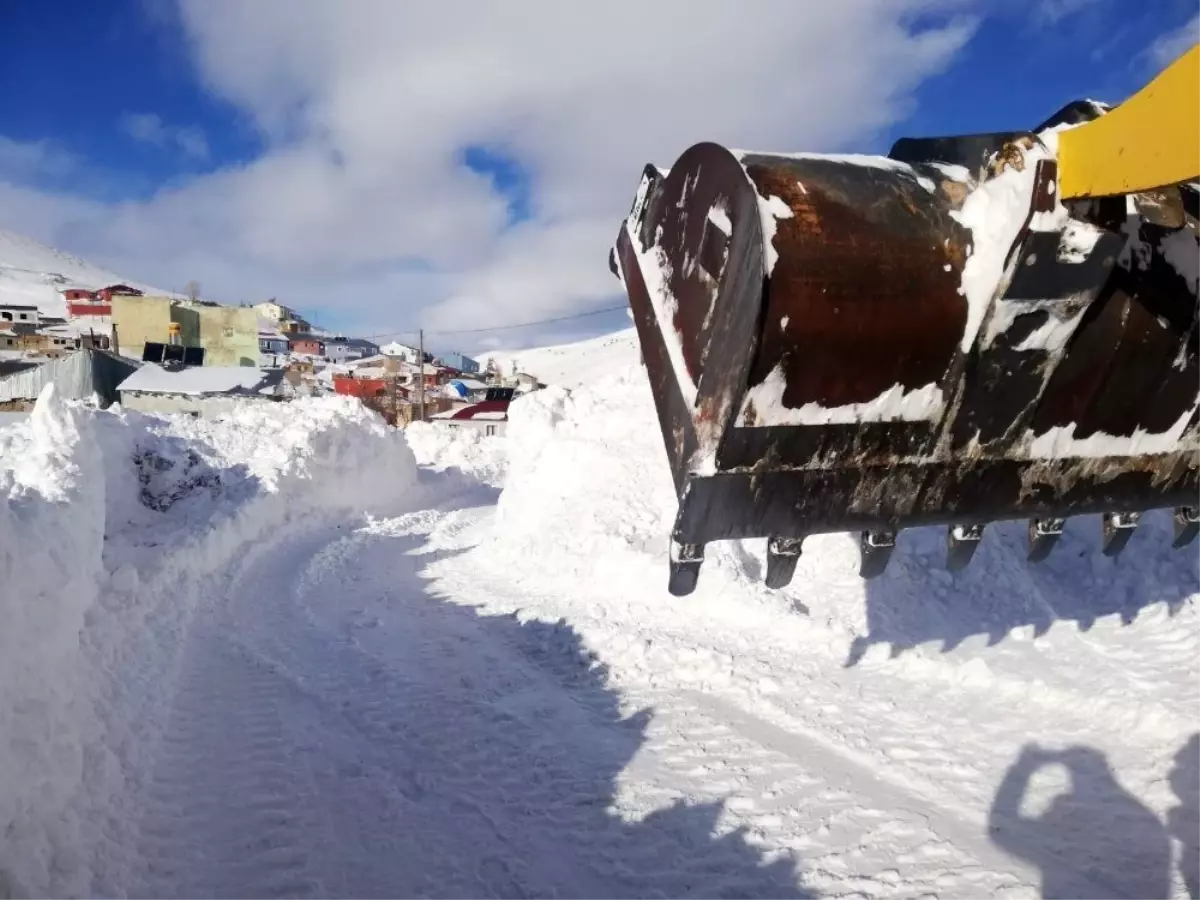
[362,304,628,341]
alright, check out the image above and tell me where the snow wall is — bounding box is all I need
[0,388,423,896]
[475,362,1198,684]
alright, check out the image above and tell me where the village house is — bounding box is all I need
[253,299,291,323]
[0,324,85,357]
[429,388,514,436]
[117,363,287,416]
[323,336,359,363]
[380,341,424,364]
[406,362,446,390]
[289,333,325,356]
[253,299,312,334]
[0,303,38,326]
[344,337,380,359]
[96,283,143,304]
[332,357,460,425]
[438,351,480,374]
[57,287,112,320]
[333,371,399,401]
[112,294,259,367]
[443,377,489,403]
[258,321,290,362]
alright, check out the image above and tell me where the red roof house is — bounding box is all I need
[430,398,510,436]
[96,284,144,303]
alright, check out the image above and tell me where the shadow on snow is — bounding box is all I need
[846,509,1196,666]
[988,735,1198,899]
[271,500,810,898]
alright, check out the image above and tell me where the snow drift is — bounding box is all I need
[0,389,423,896]
[405,420,509,489]
[448,338,1198,897]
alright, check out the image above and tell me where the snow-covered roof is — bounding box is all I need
[119,364,285,397]
[432,399,510,422]
[444,378,491,399]
[353,354,389,366]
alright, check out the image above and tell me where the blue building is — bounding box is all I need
[439,351,480,374]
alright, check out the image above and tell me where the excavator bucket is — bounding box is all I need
[609,50,1199,596]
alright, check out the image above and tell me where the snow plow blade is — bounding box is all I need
[610,116,1198,595]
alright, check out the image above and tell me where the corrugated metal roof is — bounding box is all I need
[0,349,140,405]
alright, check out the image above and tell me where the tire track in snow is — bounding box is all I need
[128,620,326,899]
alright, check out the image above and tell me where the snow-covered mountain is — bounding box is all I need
[482,327,639,388]
[0,228,168,319]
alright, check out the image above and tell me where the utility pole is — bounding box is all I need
[418,328,425,423]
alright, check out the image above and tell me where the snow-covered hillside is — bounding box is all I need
[1,330,1196,898]
[0,228,168,319]
[483,326,639,388]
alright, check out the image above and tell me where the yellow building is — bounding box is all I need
[113,295,259,367]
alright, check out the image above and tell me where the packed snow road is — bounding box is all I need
[117,505,807,899]
[120,496,1196,899]
[2,361,1196,898]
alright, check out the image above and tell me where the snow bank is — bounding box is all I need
[484,328,639,390]
[0,390,423,896]
[405,420,509,488]
[485,368,856,614]
[493,374,677,577]
[0,387,107,896]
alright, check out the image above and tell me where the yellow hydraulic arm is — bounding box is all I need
[1058,43,1200,200]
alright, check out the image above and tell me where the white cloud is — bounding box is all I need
[0,136,76,181]
[120,111,210,159]
[2,1,979,349]
[1031,0,1104,26]
[1148,14,1199,68]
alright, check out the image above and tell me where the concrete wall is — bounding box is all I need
[114,296,258,366]
[113,295,172,360]
[185,304,259,367]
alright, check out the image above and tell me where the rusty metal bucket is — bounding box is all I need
[611,134,1198,595]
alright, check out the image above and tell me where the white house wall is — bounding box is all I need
[120,393,279,417]
[437,419,506,437]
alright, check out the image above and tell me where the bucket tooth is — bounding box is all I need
[1101,511,1140,557]
[765,536,804,589]
[668,541,704,596]
[1173,506,1199,549]
[859,529,897,579]
[1027,517,1065,563]
[946,524,984,571]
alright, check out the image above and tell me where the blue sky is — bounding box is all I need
[0,0,1195,350]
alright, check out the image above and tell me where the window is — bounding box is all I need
[18,314,27,321]
[485,425,497,436]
